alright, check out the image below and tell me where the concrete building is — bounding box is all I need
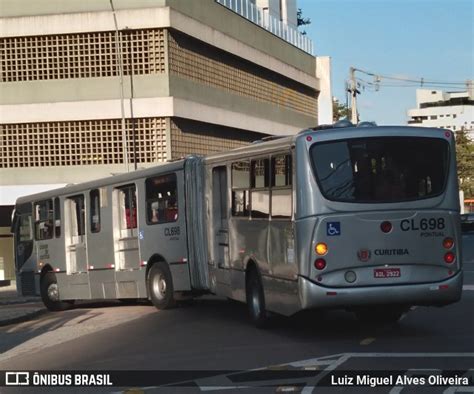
[407,84,474,138]
[0,0,332,280]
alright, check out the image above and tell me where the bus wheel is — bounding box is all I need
[355,306,406,325]
[148,262,175,310]
[246,269,268,328]
[40,272,73,312]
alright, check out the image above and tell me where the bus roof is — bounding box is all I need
[14,124,450,205]
[15,159,186,205]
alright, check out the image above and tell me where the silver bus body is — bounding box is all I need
[11,125,463,321]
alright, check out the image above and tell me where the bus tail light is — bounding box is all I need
[314,258,326,270]
[444,252,455,264]
[380,221,392,233]
[443,237,454,249]
[315,243,328,255]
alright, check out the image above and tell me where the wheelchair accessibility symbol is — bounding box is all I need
[327,222,341,236]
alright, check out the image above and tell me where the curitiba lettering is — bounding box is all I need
[374,249,409,256]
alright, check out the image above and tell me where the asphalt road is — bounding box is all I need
[1,261,473,393]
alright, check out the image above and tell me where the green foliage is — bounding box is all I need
[455,127,474,198]
[332,98,351,122]
[297,8,311,35]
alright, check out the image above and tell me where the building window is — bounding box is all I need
[0,29,166,82]
[145,174,178,224]
[430,115,437,120]
[0,118,167,168]
[168,30,318,117]
[34,200,53,240]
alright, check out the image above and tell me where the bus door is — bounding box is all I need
[212,166,230,286]
[13,204,34,270]
[269,154,296,280]
[65,195,88,274]
[12,204,35,294]
[114,185,139,270]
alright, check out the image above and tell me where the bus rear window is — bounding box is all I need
[310,137,449,203]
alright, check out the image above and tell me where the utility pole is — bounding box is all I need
[349,67,359,124]
[110,0,129,173]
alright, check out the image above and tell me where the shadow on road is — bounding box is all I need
[174,297,435,341]
[0,300,151,355]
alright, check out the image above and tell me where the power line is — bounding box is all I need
[353,77,470,91]
[352,67,467,86]
[345,67,472,121]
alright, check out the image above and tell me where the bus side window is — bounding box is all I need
[34,200,53,240]
[271,154,292,219]
[19,214,33,242]
[250,158,270,219]
[90,189,101,233]
[68,195,85,237]
[145,174,178,225]
[54,197,61,238]
[231,161,250,217]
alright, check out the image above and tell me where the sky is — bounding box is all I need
[297,0,474,125]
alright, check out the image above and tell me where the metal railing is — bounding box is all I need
[215,0,314,55]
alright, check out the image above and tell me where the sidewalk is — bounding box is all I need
[0,281,46,327]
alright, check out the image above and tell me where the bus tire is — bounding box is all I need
[246,269,269,329]
[40,272,73,312]
[355,306,406,325]
[148,261,175,310]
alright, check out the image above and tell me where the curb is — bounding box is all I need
[0,308,47,327]
[0,298,41,306]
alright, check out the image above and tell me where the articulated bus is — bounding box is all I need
[11,122,463,326]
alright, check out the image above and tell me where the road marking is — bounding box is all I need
[463,285,474,291]
[117,353,474,393]
[360,337,375,345]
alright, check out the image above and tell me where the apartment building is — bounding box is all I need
[407,85,474,137]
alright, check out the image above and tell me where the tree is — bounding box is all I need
[332,98,351,122]
[455,127,474,198]
[297,8,311,35]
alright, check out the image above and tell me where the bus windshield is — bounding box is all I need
[310,136,449,203]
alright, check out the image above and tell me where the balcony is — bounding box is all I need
[215,0,314,55]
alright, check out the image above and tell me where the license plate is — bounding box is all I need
[374,268,401,278]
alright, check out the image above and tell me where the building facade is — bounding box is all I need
[407,85,474,138]
[0,0,332,280]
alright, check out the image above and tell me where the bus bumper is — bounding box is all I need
[299,271,463,310]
